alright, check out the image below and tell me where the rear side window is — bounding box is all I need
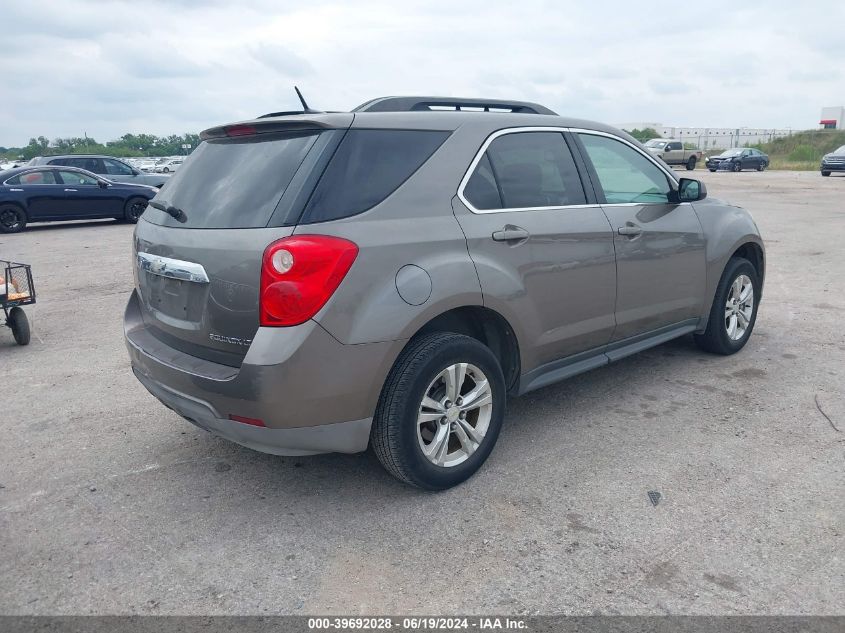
[6,170,58,185]
[143,132,321,229]
[464,131,586,210]
[302,129,450,223]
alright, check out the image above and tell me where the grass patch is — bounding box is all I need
[768,159,820,171]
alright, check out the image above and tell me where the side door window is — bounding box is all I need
[65,157,102,174]
[57,170,99,186]
[464,131,585,210]
[577,133,672,204]
[103,158,134,177]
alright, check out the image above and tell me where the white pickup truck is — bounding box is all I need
[643,139,703,170]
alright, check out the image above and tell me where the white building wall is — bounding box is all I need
[616,122,794,149]
[820,106,845,129]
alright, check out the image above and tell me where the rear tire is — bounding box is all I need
[821,171,831,177]
[686,156,697,171]
[123,197,148,223]
[371,332,506,490]
[694,257,759,355]
[8,307,30,346]
[708,168,717,172]
[0,204,27,234]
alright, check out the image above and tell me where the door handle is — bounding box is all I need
[617,224,643,237]
[492,226,530,242]
[64,188,78,192]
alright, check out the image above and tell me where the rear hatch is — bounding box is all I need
[133,115,351,367]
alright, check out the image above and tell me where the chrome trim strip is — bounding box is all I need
[137,252,210,284]
[456,126,680,215]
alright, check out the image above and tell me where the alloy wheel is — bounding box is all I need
[416,363,493,468]
[0,207,22,230]
[725,274,754,341]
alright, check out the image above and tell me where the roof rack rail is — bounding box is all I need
[353,96,557,115]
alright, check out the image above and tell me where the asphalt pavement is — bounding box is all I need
[1,169,842,615]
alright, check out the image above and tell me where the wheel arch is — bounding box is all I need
[0,200,29,217]
[406,305,521,395]
[731,241,765,290]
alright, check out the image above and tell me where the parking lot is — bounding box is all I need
[1,169,842,615]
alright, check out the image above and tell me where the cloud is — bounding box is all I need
[1,0,843,146]
[250,43,314,77]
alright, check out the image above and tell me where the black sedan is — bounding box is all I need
[820,144,845,177]
[706,148,769,172]
[0,166,157,233]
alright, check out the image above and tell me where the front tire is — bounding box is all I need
[694,257,760,355]
[686,156,697,171]
[123,197,148,223]
[8,307,30,345]
[821,171,831,177]
[371,332,506,490]
[0,204,27,234]
[733,162,742,172]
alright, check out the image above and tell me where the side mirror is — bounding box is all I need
[132,169,140,176]
[98,180,110,189]
[676,178,706,202]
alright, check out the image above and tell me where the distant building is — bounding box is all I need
[820,106,844,129]
[615,122,793,150]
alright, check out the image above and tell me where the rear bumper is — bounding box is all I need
[132,367,371,455]
[124,290,405,455]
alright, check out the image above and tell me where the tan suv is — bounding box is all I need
[125,96,764,489]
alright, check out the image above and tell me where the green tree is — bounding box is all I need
[628,128,661,143]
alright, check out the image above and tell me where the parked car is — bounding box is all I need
[138,160,158,173]
[0,165,156,233]
[820,144,845,176]
[154,158,183,173]
[643,139,703,170]
[28,155,169,187]
[125,96,764,490]
[706,148,769,172]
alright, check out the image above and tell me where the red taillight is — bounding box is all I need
[225,124,257,137]
[260,235,358,327]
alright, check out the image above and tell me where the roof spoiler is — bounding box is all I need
[200,116,344,141]
[353,96,556,115]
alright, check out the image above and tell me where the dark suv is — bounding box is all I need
[125,96,764,489]
[29,155,169,188]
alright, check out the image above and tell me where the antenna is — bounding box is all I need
[294,86,321,114]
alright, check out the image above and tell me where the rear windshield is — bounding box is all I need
[143,131,321,229]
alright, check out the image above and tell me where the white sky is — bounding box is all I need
[2,0,843,146]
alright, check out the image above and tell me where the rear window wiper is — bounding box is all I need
[148,200,186,223]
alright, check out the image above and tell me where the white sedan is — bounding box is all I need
[154,159,183,173]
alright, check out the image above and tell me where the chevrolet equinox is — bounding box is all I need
[125,96,764,490]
